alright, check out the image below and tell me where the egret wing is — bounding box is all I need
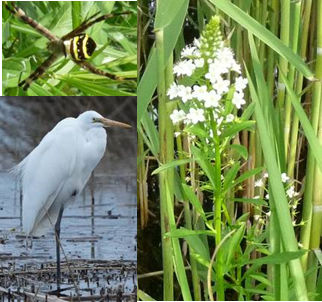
[18,118,79,235]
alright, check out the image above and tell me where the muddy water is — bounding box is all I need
[0,97,137,298]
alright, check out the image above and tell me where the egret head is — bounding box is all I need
[78,111,131,129]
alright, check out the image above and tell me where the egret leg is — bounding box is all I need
[55,206,64,295]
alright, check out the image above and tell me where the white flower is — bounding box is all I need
[193,38,201,48]
[216,47,236,70]
[167,82,181,100]
[254,195,260,199]
[204,90,221,108]
[226,114,235,123]
[263,172,269,178]
[213,76,230,95]
[265,194,270,200]
[174,131,181,137]
[206,61,229,83]
[186,108,205,124]
[286,186,299,198]
[177,86,193,103]
[281,173,290,183]
[214,59,230,74]
[235,77,248,92]
[173,60,196,77]
[216,116,224,126]
[232,91,246,109]
[255,178,264,187]
[170,109,186,124]
[194,49,201,58]
[181,45,197,58]
[192,85,208,101]
[231,62,241,73]
[194,58,204,68]
[208,61,229,77]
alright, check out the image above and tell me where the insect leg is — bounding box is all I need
[5,2,59,41]
[61,11,131,41]
[19,53,59,91]
[74,60,124,81]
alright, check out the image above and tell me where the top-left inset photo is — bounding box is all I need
[2,1,137,96]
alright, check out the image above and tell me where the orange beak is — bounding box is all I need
[98,117,131,129]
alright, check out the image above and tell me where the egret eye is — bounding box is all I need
[92,117,96,122]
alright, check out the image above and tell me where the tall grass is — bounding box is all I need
[138,0,322,300]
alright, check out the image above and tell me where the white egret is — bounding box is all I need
[13,110,131,292]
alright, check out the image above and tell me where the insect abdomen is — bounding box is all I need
[70,34,97,61]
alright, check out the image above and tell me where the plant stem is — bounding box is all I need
[300,0,321,273]
[288,0,312,178]
[156,29,174,301]
[307,0,322,291]
[284,0,301,160]
[211,114,224,301]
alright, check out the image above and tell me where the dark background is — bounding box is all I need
[0,96,136,172]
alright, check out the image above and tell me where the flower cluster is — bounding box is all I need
[254,172,299,199]
[253,172,302,226]
[167,15,248,133]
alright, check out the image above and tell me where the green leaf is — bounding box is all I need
[152,159,191,175]
[246,64,308,300]
[185,231,211,262]
[232,167,263,188]
[165,228,215,238]
[229,144,248,160]
[221,120,255,138]
[223,162,241,192]
[185,124,209,138]
[250,273,272,287]
[137,290,156,301]
[313,249,322,266]
[208,0,314,79]
[241,102,256,121]
[2,58,31,88]
[191,145,217,190]
[223,223,246,269]
[28,82,54,96]
[137,0,189,123]
[182,184,207,221]
[72,1,82,29]
[139,113,160,157]
[249,250,306,265]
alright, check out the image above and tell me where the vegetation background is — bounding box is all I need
[2,1,137,96]
[137,0,322,301]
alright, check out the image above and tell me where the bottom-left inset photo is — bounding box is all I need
[0,96,137,301]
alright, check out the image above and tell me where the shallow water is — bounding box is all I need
[0,97,137,298]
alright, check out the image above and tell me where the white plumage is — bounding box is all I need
[14,110,129,236]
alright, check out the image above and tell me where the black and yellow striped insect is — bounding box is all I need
[5,2,131,91]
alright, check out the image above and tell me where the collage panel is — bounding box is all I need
[0,97,137,300]
[137,0,322,302]
[2,1,137,96]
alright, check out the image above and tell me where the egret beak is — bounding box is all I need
[98,118,131,129]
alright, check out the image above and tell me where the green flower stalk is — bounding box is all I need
[200,16,223,60]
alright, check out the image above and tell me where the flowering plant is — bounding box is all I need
[167,16,257,200]
[168,16,249,139]
[164,16,263,299]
